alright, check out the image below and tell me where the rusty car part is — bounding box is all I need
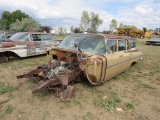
[17,53,83,100]
[17,34,142,100]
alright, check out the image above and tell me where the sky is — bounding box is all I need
[0,0,160,31]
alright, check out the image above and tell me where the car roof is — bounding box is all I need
[16,32,51,35]
[69,33,136,40]
[104,34,136,40]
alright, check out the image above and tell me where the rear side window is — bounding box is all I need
[41,34,52,41]
[129,40,136,48]
[106,40,117,53]
[118,40,126,51]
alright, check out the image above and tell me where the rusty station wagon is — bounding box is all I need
[17,33,142,100]
[0,32,61,63]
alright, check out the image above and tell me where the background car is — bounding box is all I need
[146,34,160,45]
[0,32,61,63]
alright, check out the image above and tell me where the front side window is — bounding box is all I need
[31,34,41,41]
[106,40,117,53]
[118,40,126,51]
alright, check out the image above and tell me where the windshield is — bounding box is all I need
[9,33,29,41]
[0,31,4,36]
[58,34,106,54]
[0,32,5,41]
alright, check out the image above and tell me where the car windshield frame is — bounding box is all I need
[9,32,29,41]
[58,34,106,54]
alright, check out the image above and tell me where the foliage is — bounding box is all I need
[70,26,75,33]
[89,12,103,33]
[74,27,81,33]
[0,81,17,94]
[125,103,135,109]
[79,10,103,33]
[119,23,124,28]
[5,105,14,114]
[40,26,52,33]
[110,19,117,34]
[0,10,29,30]
[10,18,41,32]
[58,27,67,35]
[79,10,90,32]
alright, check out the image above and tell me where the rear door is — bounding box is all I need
[41,34,57,47]
[27,34,42,55]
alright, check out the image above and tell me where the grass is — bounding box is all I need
[93,89,122,111]
[27,83,36,90]
[0,81,17,95]
[82,112,92,120]
[0,104,14,118]
[5,104,14,114]
[125,103,135,109]
[141,83,155,89]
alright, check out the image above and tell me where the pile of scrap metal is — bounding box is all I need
[17,52,84,101]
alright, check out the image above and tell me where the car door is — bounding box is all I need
[41,34,57,48]
[104,39,130,81]
[27,34,42,55]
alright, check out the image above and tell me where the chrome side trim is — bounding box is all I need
[106,55,141,69]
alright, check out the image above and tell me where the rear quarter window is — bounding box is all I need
[118,40,126,51]
[129,40,136,48]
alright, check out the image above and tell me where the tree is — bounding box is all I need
[89,12,103,33]
[0,10,29,30]
[70,26,75,33]
[10,18,41,32]
[119,23,124,28]
[40,26,52,33]
[0,11,12,30]
[79,10,103,33]
[79,10,90,32]
[58,27,64,35]
[74,27,81,33]
[110,19,117,34]
[12,10,29,22]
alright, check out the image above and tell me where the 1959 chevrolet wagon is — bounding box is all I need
[17,33,142,100]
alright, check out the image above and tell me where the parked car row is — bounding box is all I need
[0,32,62,63]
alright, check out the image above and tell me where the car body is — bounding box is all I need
[46,33,142,85]
[0,31,17,42]
[146,34,160,45]
[17,33,142,99]
[0,32,62,63]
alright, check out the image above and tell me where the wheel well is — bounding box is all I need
[0,51,19,58]
[131,61,137,66]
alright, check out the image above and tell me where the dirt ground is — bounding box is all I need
[0,40,160,120]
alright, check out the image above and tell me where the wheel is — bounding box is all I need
[0,56,9,63]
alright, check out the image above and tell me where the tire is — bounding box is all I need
[0,56,9,63]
